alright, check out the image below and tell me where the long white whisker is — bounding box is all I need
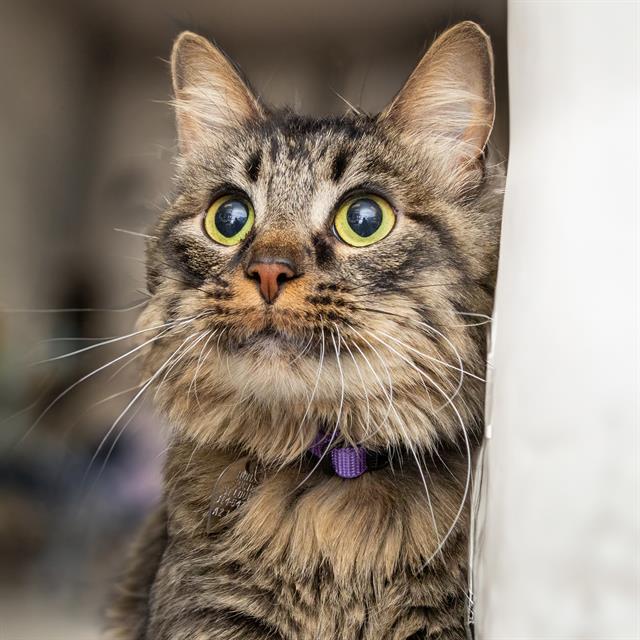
[423,412,472,567]
[347,326,446,560]
[292,327,324,460]
[154,331,210,401]
[85,332,198,477]
[1,299,149,314]
[189,329,217,406]
[90,382,147,409]
[114,227,157,240]
[414,319,480,407]
[338,332,371,440]
[351,329,449,562]
[377,329,484,383]
[373,326,468,412]
[344,323,395,434]
[331,325,352,445]
[42,336,120,343]
[352,327,433,416]
[92,397,145,487]
[409,446,446,564]
[289,327,342,493]
[359,329,472,566]
[32,314,204,364]
[106,351,144,382]
[0,382,53,427]
[365,330,455,412]
[289,331,314,365]
[348,297,492,328]
[15,326,175,448]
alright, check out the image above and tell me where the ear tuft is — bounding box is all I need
[381,21,495,172]
[170,32,263,153]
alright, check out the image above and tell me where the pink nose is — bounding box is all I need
[246,259,296,303]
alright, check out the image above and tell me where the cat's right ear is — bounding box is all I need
[379,21,495,178]
[170,32,263,154]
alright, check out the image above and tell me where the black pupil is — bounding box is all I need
[346,198,383,237]
[215,199,249,237]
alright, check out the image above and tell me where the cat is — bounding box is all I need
[105,20,504,640]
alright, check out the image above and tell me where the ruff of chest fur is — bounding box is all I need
[164,441,470,589]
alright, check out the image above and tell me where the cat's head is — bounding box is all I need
[138,21,503,463]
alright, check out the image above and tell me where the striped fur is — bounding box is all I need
[106,21,504,639]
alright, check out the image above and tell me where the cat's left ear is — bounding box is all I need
[380,21,495,172]
[170,32,264,153]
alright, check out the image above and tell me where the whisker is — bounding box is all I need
[354,327,472,565]
[354,327,456,562]
[372,324,484,404]
[344,279,481,295]
[149,258,225,299]
[376,328,484,383]
[14,326,176,449]
[343,323,396,433]
[412,320,478,407]
[84,332,199,479]
[154,330,210,401]
[93,399,145,484]
[42,336,121,343]
[350,303,491,329]
[0,299,149,314]
[288,327,342,492]
[409,443,446,564]
[0,381,53,427]
[113,227,157,240]
[330,87,363,115]
[31,315,203,365]
[333,329,346,419]
[423,412,472,567]
[291,325,325,472]
[371,328,442,415]
[364,329,454,412]
[89,381,148,410]
[338,331,371,440]
[189,329,217,405]
[347,326,447,561]
[288,330,315,365]
[106,351,144,382]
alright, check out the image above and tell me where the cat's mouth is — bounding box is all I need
[204,302,329,361]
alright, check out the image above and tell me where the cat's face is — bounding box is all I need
[138,22,503,462]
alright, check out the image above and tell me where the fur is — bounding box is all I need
[105,21,504,640]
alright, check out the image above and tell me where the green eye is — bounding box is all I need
[333,194,395,247]
[204,195,255,246]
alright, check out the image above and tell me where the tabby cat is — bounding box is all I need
[106,20,503,640]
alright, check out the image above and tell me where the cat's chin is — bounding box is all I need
[225,327,313,359]
[218,330,334,406]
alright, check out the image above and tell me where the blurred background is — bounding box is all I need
[0,1,507,637]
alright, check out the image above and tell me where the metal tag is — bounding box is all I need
[206,457,264,533]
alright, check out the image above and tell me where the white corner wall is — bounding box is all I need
[476,1,639,638]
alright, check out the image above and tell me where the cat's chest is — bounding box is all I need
[153,451,469,638]
[149,535,467,639]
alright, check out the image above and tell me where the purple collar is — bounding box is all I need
[309,432,389,479]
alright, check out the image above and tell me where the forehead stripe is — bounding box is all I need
[246,151,262,183]
[330,149,350,183]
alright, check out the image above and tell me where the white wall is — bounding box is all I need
[476,1,639,637]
